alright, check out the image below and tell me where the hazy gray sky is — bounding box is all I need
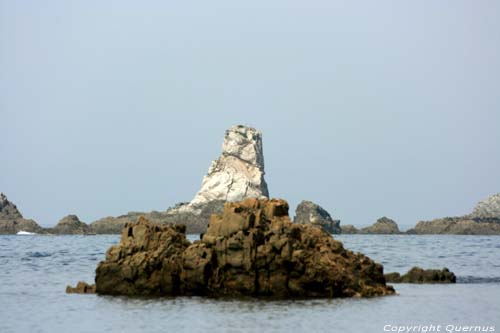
[1,1,499,229]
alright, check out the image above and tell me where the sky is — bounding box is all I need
[1,1,499,229]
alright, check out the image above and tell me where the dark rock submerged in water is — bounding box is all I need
[94,198,394,298]
[384,267,456,284]
[293,200,341,234]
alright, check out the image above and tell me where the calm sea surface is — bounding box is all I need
[1,234,499,333]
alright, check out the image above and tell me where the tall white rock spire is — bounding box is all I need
[178,125,269,212]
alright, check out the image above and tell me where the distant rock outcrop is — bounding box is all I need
[408,217,500,235]
[294,200,341,234]
[90,201,224,234]
[0,193,43,234]
[340,224,359,234]
[360,217,401,234]
[385,267,456,284]
[408,193,500,235]
[49,215,94,235]
[92,198,394,298]
[90,125,268,234]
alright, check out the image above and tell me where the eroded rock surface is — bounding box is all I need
[294,200,341,234]
[175,125,269,214]
[384,267,456,284]
[93,198,394,298]
[66,281,96,294]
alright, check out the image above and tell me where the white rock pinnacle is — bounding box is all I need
[178,125,269,213]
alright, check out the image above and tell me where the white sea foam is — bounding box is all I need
[16,230,36,235]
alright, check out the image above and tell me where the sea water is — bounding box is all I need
[0,234,499,333]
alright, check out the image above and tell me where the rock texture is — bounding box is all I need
[49,215,94,235]
[0,193,43,234]
[360,217,401,234]
[66,281,96,294]
[176,125,269,213]
[384,267,456,284]
[93,198,394,298]
[471,193,500,219]
[294,200,341,234]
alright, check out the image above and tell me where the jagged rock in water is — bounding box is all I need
[95,218,191,295]
[340,225,359,234]
[93,198,394,298]
[471,193,500,219]
[49,215,94,235]
[293,200,340,234]
[384,267,456,284]
[360,217,401,234]
[175,125,269,214]
[66,281,96,294]
[0,193,43,234]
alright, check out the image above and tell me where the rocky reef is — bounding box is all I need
[360,217,401,234]
[0,193,43,234]
[384,267,456,284]
[92,198,394,298]
[48,215,94,235]
[408,193,500,235]
[293,200,340,234]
